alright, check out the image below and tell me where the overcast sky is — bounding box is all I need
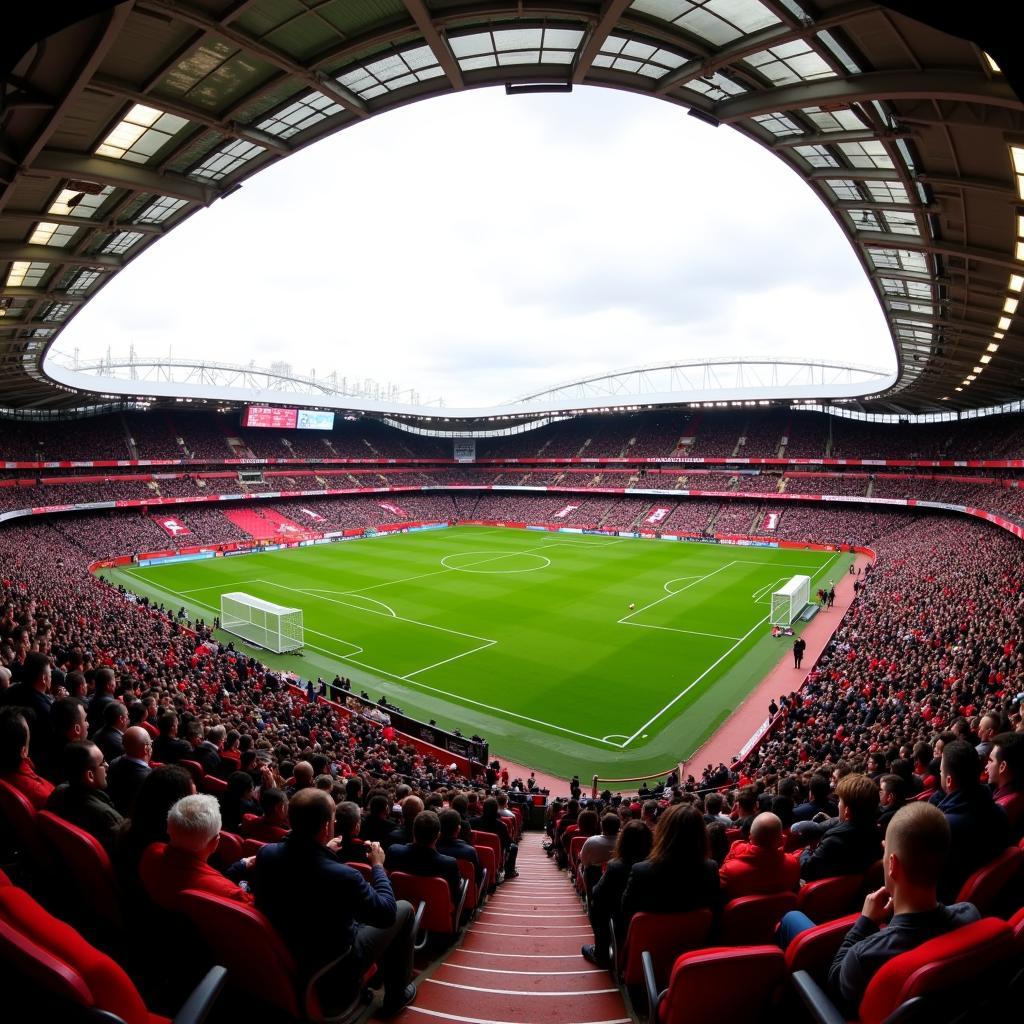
[57,85,895,408]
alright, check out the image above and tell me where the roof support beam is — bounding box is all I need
[574,0,633,85]
[138,0,368,118]
[773,128,909,149]
[0,288,88,303]
[88,77,290,155]
[3,210,165,235]
[864,234,1024,274]
[917,173,1020,199]
[402,0,464,90]
[29,152,216,205]
[836,199,935,213]
[713,72,1022,123]
[807,167,903,181]
[0,244,121,269]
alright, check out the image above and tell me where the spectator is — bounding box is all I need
[387,810,462,904]
[931,740,1010,901]
[141,793,252,909]
[219,771,260,834]
[91,701,128,762]
[152,712,191,765]
[0,651,53,769]
[719,812,800,900]
[240,787,290,844]
[0,707,54,809]
[361,793,402,848]
[582,819,653,968]
[45,739,124,853]
[184,720,221,775]
[877,774,907,833]
[794,774,837,822]
[703,792,732,827]
[471,797,519,878]
[86,667,117,735]
[332,800,368,864]
[48,697,87,779]
[106,725,152,816]
[254,789,417,1017]
[436,808,482,885]
[987,732,1024,838]
[579,813,620,878]
[800,774,882,882]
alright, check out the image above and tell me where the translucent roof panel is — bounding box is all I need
[880,210,920,237]
[823,178,863,202]
[48,186,114,218]
[683,69,747,97]
[102,231,145,255]
[29,222,78,247]
[745,40,836,86]
[337,44,448,99]
[43,303,74,322]
[631,0,780,46]
[801,107,865,133]
[865,181,910,205]
[257,91,343,140]
[95,104,189,164]
[135,196,188,224]
[867,248,929,274]
[881,278,933,300]
[450,27,584,72]
[6,261,50,287]
[849,210,882,232]
[190,139,265,182]
[794,144,839,167]
[66,269,102,295]
[592,35,688,79]
[750,112,801,137]
[837,140,893,169]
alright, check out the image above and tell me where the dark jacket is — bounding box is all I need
[191,740,221,775]
[0,683,53,769]
[46,784,124,854]
[254,837,397,976]
[106,755,151,816]
[621,858,721,926]
[930,786,1010,902]
[91,724,125,762]
[386,843,462,904]
[152,734,192,765]
[360,814,403,848]
[589,858,633,940]
[800,820,881,882]
[437,836,483,885]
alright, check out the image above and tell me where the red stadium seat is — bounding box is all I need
[0,777,47,866]
[35,810,123,931]
[955,845,1023,916]
[455,856,486,916]
[614,909,713,988]
[794,917,1016,1024]
[721,892,797,946]
[347,860,374,881]
[0,884,224,1024]
[796,873,864,923]
[240,838,266,858]
[388,871,465,949]
[178,887,373,1022]
[783,913,861,985]
[177,760,205,785]
[212,831,243,870]
[473,842,499,892]
[644,945,786,1024]
[200,773,227,796]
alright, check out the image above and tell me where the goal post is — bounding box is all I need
[770,575,811,626]
[220,592,303,653]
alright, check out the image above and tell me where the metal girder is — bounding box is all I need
[653,0,877,96]
[29,151,216,205]
[863,233,1024,273]
[88,76,290,155]
[807,166,902,181]
[712,71,1022,124]
[138,0,368,118]
[917,173,1019,198]
[574,0,633,85]
[0,244,121,269]
[773,128,909,149]
[2,210,165,235]
[835,199,934,213]
[0,288,89,303]
[402,0,463,90]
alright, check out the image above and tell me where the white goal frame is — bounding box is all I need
[770,575,811,626]
[220,591,303,653]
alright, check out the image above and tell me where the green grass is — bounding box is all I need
[100,526,850,780]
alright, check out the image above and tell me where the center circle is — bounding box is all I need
[441,551,552,574]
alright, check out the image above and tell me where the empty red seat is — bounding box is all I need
[955,845,1023,915]
[796,873,864,923]
[473,842,498,893]
[721,892,797,946]
[644,945,785,1024]
[0,883,224,1024]
[200,773,227,796]
[615,909,713,988]
[0,777,46,865]
[455,856,486,916]
[471,829,502,878]
[389,871,465,949]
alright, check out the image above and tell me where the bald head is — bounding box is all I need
[749,812,783,849]
[402,794,424,825]
[293,761,315,787]
[288,787,335,842]
[123,726,152,760]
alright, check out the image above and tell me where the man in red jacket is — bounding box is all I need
[719,812,800,901]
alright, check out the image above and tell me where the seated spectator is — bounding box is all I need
[877,774,907,833]
[48,697,87,779]
[794,774,838,821]
[219,771,260,833]
[361,793,402,847]
[387,810,461,904]
[0,652,53,770]
[583,819,653,967]
[703,792,732,827]
[240,787,289,843]
[185,721,222,775]
[85,667,117,735]
[286,760,315,797]
[106,725,152,816]
[800,774,882,882]
[719,812,800,900]
[45,740,124,853]
[620,805,721,931]
[471,796,518,877]
[987,732,1024,838]
[495,791,518,837]
[333,800,368,864]
[0,707,54,809]
[436,808,482,885]
[391,795,424,847]
[731,786,759,836]
[141,793,252,909]
[931,739,1009,901]
[254,789,417,1017]
[579,813,620,880]
[91,701,128,762]
[152,712,191,765]
[779,803,980,1017]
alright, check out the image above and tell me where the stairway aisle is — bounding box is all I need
[385,834,632,1024]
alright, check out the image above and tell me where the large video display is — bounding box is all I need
[243,406,335,430]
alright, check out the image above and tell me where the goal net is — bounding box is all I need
[770,575,811,626]
[220,592,303,653]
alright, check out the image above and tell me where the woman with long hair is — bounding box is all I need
[582,819,654,967]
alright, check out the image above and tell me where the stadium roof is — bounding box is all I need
[1,2,1022,417]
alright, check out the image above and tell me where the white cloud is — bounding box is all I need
[58,85,894,406]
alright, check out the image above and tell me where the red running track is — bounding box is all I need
[376,835,630,1024]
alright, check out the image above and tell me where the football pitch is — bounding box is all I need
[100,526,850,780]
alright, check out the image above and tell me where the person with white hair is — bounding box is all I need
[140,792,252,910]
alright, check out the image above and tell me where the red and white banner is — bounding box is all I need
[151,515,191,537]
[553,504,579,519]
[761,512,779,532]
[379,501,407,516]
[645,506,672,525]
[298,507,325,521]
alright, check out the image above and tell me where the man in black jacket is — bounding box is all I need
[152,711,192,765]
[46,740,124,854]
[800,774,882,882]
[436,808,483,885]
[106,726,152,815]
[0,652,53,769]
[387,810,462,905]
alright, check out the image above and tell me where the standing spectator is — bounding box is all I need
[793,637,806,669]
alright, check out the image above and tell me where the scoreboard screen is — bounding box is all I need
[243,406,335,430]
